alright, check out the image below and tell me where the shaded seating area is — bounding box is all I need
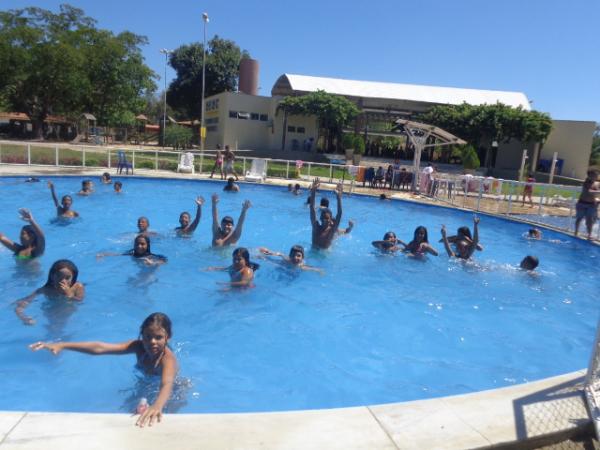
[117,150,133,175]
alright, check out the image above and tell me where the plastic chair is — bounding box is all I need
[177,152,195,174]
[245,158,267,183]
[117,150,133,175]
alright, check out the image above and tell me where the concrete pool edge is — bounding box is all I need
[0,167,594,448]
[0,370,590,449]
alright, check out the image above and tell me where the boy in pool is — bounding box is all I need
[15,259,84,325]
[223,177,240,192]
[441,216,480,260]
[175,197,204,235]
[48,181,79,217]
[259,245,323,273]
[520,255,539,271]
[527,228,542,240]
[0,208,46,260]
[114,181,123,193]
[309,179,343,249]
[208,247,258,288]
[137,216,158,237]
[101,172,112,184]
[78,179,94,196]
[30,312,177,428]
[292,184,301,196]
[211,194,251,247]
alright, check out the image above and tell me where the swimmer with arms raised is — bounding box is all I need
[309,179,343,249]
[211,194,251,247]
[48,181,78,218]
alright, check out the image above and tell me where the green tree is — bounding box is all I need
[0,5,156,138]
[277,90,360,151]
[418,103,553,169]
[590,123,600,167]
[167,36,249,119]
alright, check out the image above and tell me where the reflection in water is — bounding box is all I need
[119,369,191,414]
[13,258,43,286]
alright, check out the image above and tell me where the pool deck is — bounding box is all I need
[0,165,594,449]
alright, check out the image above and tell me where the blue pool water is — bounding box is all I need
[0,175,598,413]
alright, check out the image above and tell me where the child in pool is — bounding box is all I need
[439,225,484,251]
[101,172,112,184]
[175,197,204,235]
[223,177,240,192]
[527,228,542,240]
[211,194,251,247]
[0,208,45,259]
[78,179,94,196]
[259,245,323,273]
[520,255,539,271]
[309,179,343,249]
[114,181,123,193]
[441,216,480,260]
[29,312,177,428]
[15,259,84,325]
[48,181,79,217]
[402,226,438,257]
[208,247,258,288]
[372,231,403,252]
[97,235,167,266]
[137,216,158,237]
[292,184,301,196]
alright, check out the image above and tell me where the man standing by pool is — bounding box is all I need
[223,145,239,181]
[309,178,343,249]
[574,170,600,239]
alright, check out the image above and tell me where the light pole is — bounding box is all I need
[159,48,172,149]
[200,12,209,151]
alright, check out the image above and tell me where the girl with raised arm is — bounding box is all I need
[0,208,45,259]
[30,312,177,428]
[48,181,78,217]
[211,194,251,247]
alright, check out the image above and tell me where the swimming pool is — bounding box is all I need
[0,175,598,413]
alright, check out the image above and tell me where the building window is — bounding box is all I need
[206,117,219,125]
[237,111,250,120]
[297,127,305,134]
[229,111,237,118]
[250,113,259,120]
[259,114,268,121]
[207,126,218,132]
[287,126,296,132]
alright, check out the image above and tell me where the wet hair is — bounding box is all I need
[133,234,151,256]
[82,179,92,188]
[102,172,111,180]
[320,198,330,208]
[44,259,78,287]
[520,255,539,270]
[233,247,259,271]
[21,225,38,245]
[180,211,191,219]
[221,216,234,225]
[528,228,541,238]
[114,181,122,189]
[379,193,388,200]
[413,226,429,243]
[457,226,472,239]
[227,177,235,184]
[294,183,301,190]
[139,312,172,339]
[138,216,149,226]
[383,231,396,240]
[289,245,305,258]
[61,195,72,204]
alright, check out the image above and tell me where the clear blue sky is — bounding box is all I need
[4,0,599,122]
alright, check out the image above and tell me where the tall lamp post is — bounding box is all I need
[159,48,172,149]
[200,12,209,151]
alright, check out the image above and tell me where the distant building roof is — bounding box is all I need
[272,74,531,110]
[0,112,70,123]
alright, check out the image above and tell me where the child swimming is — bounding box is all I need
[372,231,403,252]
[48,181,79,217]
[0,208,45,259]
[527,228,542,240]
[97,235,167,266]
[211,194,251,247]
[520,255,539,271]
[15,259,84,325]
[78,179,94,196]
[101,172,112,184]
[259,245,323,273]
[208,247,258,288]
[309,179,343,249]
[175,197,204,235]
[402,226,438,257]
[114,181,123,193]
[441,216,480,260]
[29,312,177,428]
[137,216,158,237]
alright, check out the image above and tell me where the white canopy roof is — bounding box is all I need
[272,74,531,110]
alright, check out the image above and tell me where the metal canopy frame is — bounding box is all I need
[394,119,467,191]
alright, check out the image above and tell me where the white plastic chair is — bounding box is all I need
[177,152,195,174]
[245,158,267,183]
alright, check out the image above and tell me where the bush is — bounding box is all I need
[353,135,365,155]
[342,133,355,150]
[461,145,480,170]
[164,125,193,149]
[158,160,178,171]
[137,161,154,170]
